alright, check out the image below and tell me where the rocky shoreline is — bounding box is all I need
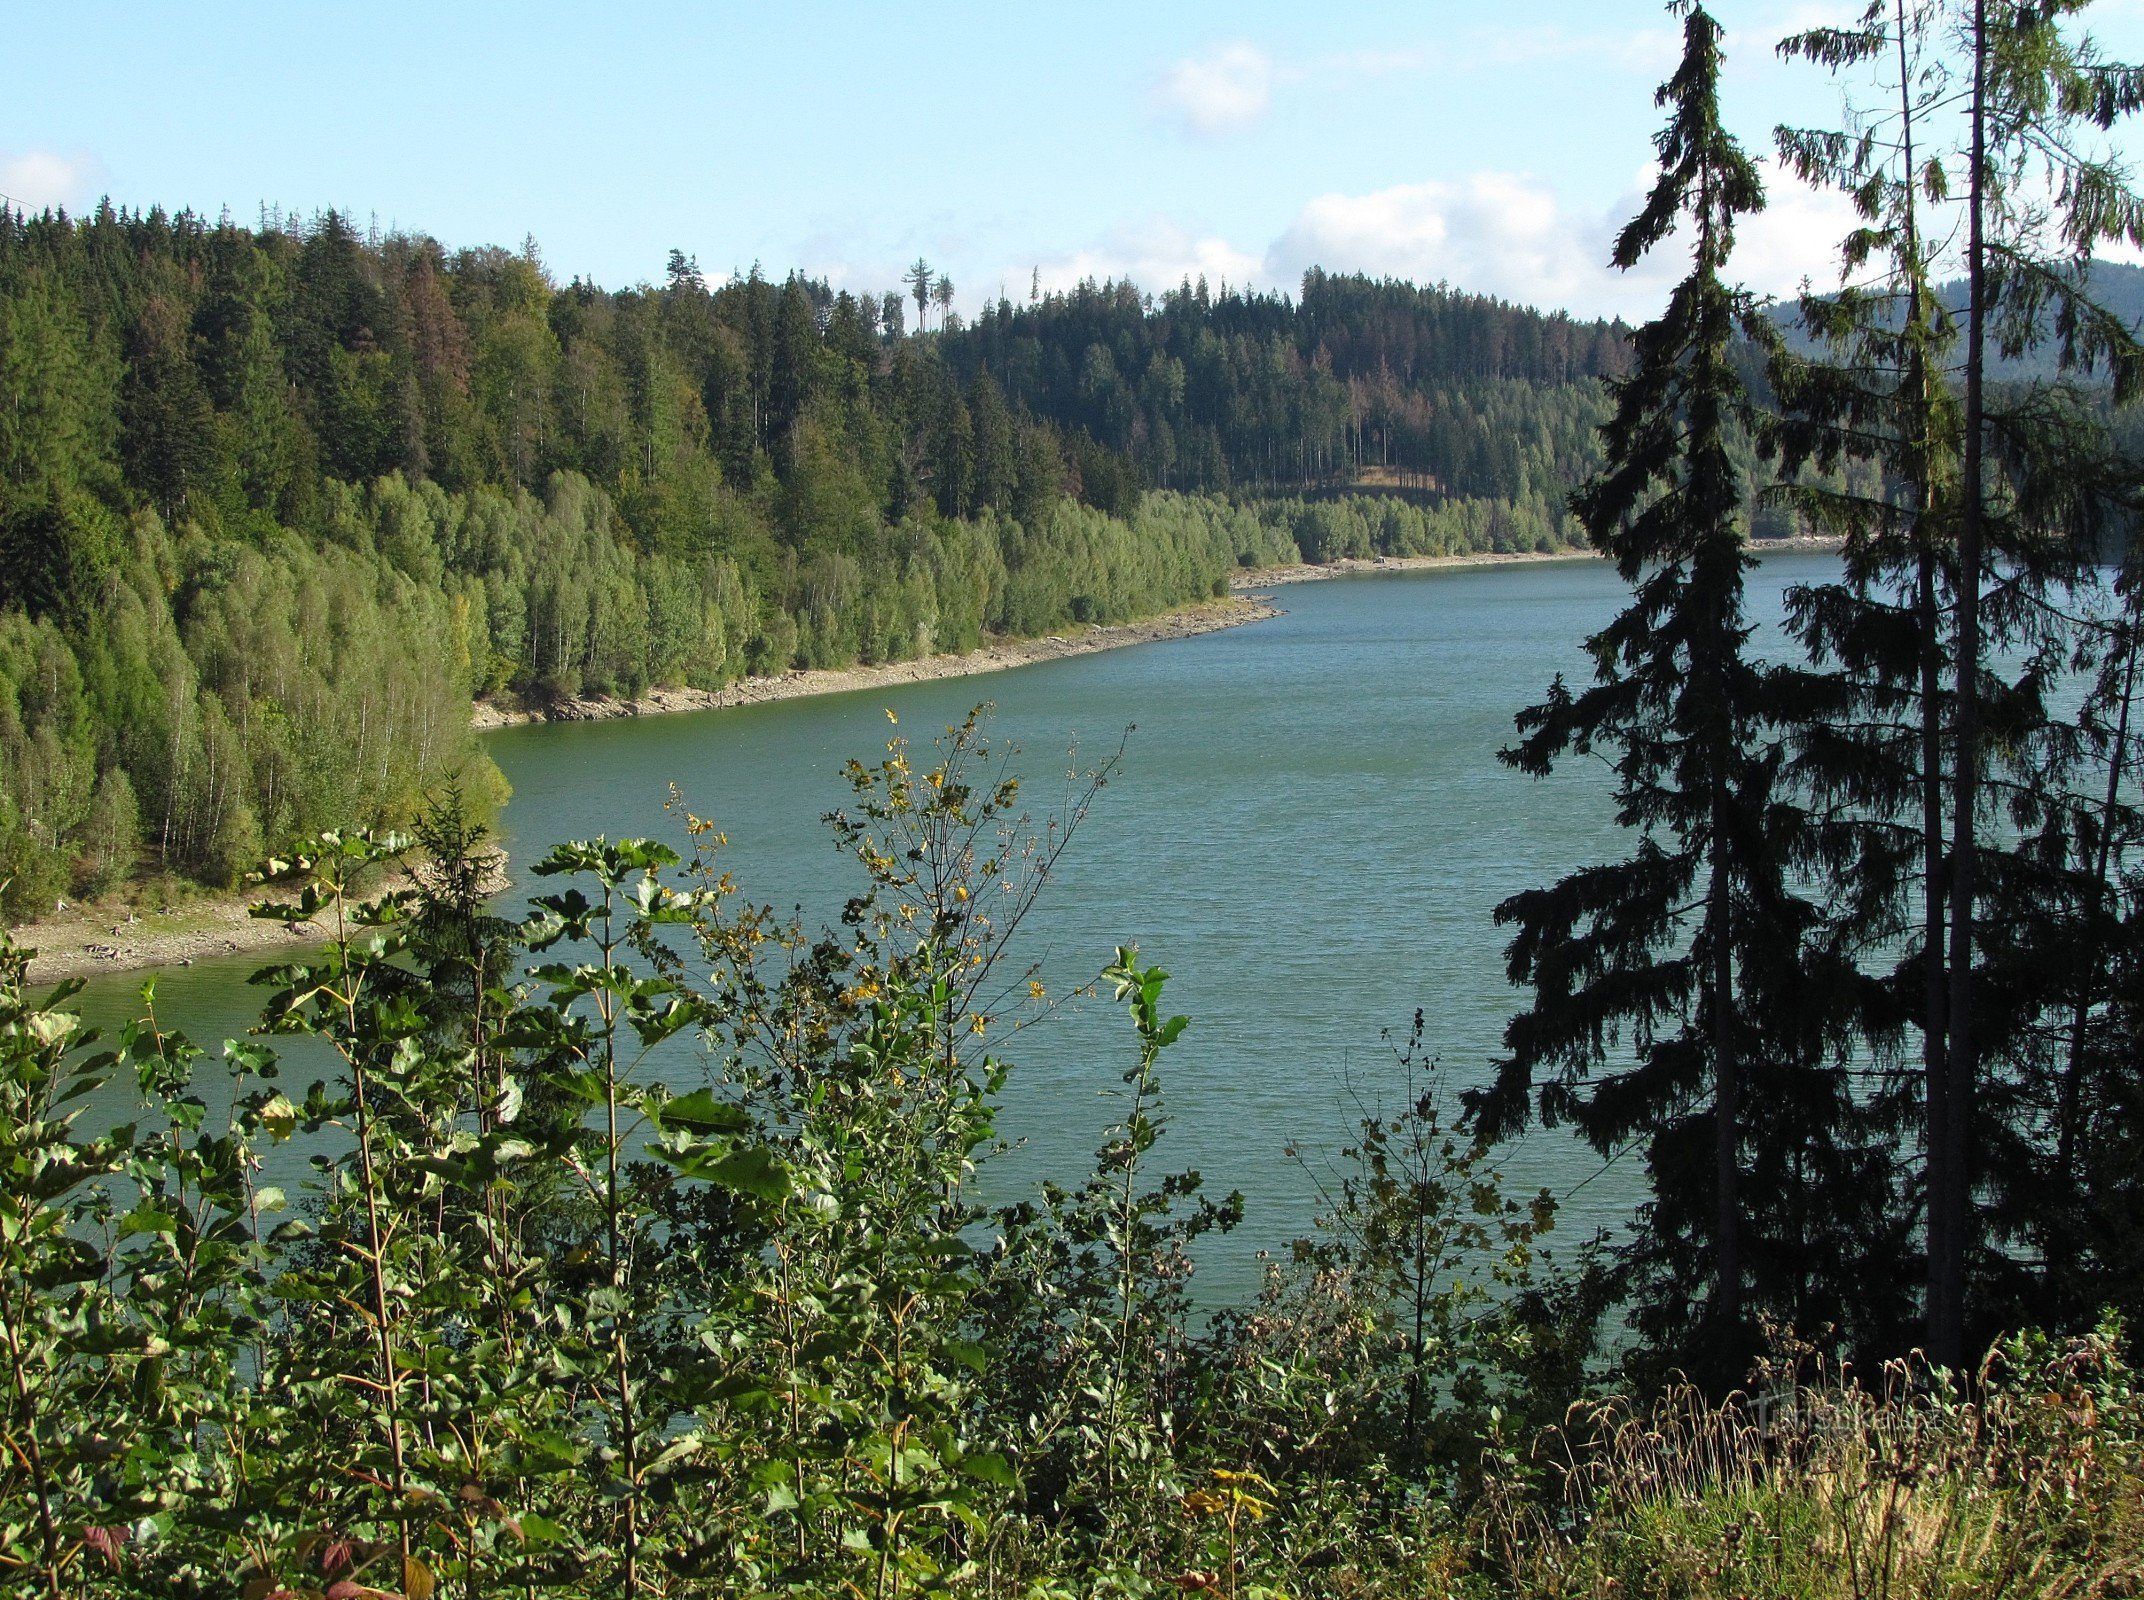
[17,861,511,989]
[18,890,331,989]
[1234,533,1841,590]
[1236,547,1598,588]
[15,600,1277,985]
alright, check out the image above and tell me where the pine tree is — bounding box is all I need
[769,276,819,447]
[1932,0,2144,1365]
[0,269,121,617]
[1766,0,1962,1363]
[121,293,223,525]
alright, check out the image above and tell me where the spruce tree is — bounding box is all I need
[1933,0,2144,1366]
[907,257,933,333]
[2033,546,2144,1328]
[1765,0,1962,1364]
[121,292,224,526]
[1770,0,2144,1364]
[1478,2,1871,1378]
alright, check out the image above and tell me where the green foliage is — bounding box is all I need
[1754,0,2144,1369]
[0,508,498,918]
[976,945,1244,1574]
[1243,1019,1600,1486]
[0,954,133,1593]
[941,270,1633,500]
[1467,0,2144,1399]
[1482,5,1877,1385]
[21,8,2144,1592]
[8,705,2144,1597]
[0,714,1616,1600]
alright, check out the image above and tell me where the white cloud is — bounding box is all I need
[0,149,104,214]
[1147,26,1672,145]
[827,156,1865,331]
[1261,159,1862,322]
[1731,162,1869,300]
[1265,172,1640,317]
[1151,42,1275,137]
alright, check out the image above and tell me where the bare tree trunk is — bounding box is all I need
[1712,792,1740,1338]
[1934,0,1989,1371]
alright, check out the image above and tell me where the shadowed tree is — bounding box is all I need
[1928,0,2144,1366]
[1762,0,1961,1364]
[1477,2,1873,1382]
[1761,0,2144,1366]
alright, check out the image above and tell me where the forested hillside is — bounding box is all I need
[0,205,1632,916]
[936,267,1628,501]
[1773,258,2144,387]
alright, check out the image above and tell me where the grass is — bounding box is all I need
[1491,1323,2144,1599]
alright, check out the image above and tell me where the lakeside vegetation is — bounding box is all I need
[0,198,1641,920]
[13,0,2144,1594]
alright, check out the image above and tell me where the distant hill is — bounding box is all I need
[1771,258,2144,383]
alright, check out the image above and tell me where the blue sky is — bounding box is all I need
[8,2,2144,320]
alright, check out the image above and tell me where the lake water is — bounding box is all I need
[64,550,1837,1298]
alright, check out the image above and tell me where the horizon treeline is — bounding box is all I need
[936,265,1632,499]
[0,202,1638,918]
[0,202,1633,589]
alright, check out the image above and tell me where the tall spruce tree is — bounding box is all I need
[1935,0,2144,1366]
[1770,0,2144,1365]
[1478,2,1875,1378]
[1765,0,1962,1365]
[2034,543,2144,1329]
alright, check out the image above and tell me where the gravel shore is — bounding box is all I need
[471,595,1280,730]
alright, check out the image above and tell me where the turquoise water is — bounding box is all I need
[64,551,1837,1295]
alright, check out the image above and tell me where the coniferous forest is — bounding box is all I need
[14,1,2144,1597]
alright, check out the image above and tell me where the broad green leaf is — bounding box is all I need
[706,1144,790,1201]
[654,1089,752,1136]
